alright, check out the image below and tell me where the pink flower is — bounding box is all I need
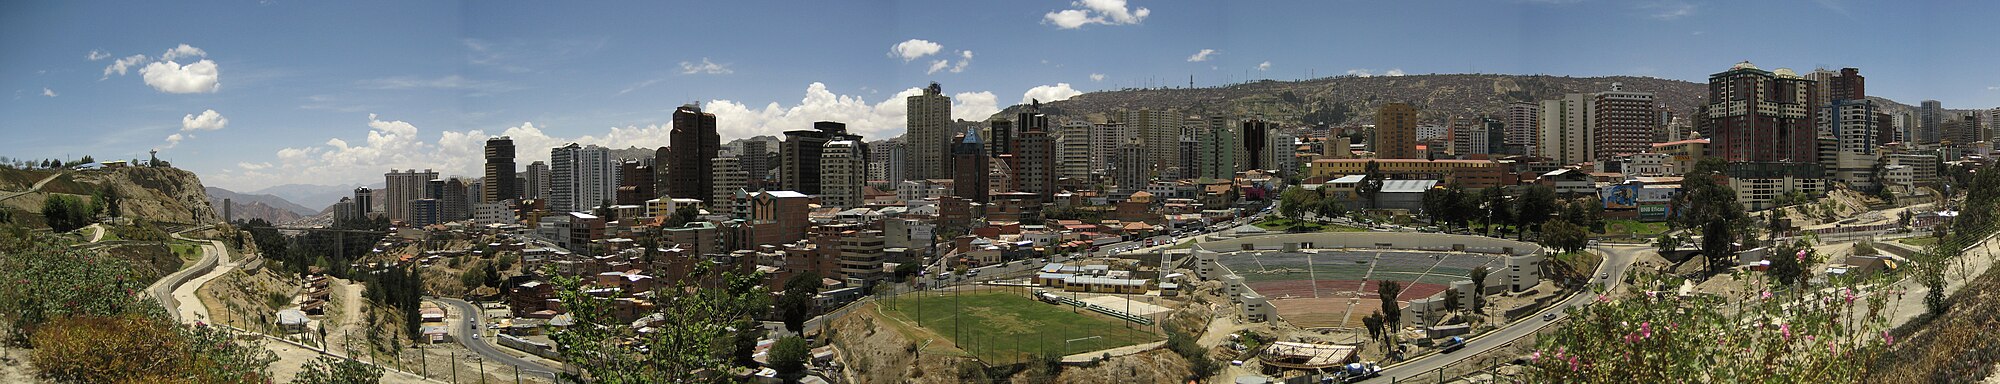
[1761,291,1773,300]
[1780,324,1792,339]
[1883,331,1895,345]
[1796,249,1807,261]
[1641,322,1653,339]
[1567,356,1579,371]
[1530,351,1541,362]
[1843,289,1857,305]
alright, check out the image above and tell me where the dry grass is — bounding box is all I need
[1873,258,2000,382]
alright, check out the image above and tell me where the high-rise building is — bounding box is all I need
[616,159,654,206]
[1091,122,1126,179]
[1539,94,1592,165]
[1201,115,1238,179]
[739,140,768,188]
[1057,121,1093,183]
[836,230,886,289]
[988,119,1014,158]
[951,128,988,204]
[551,143,618,213]
[483,137,517,203]
[666,104,720,204]
[1373,103,1420,159]
[1268,130,1297,177]
[1113,136,1147,194]
[1177,135,1200,180]
[524,161,549,200]
[1919,100,1943,144]
[352,187,373,219]
[884,138,906,184]
[819,140,863,209]
[384,169,437,223]
[1504,102,1539,156]
[711,157,747,204]
[905,83,951,181]
[437,177,469,222]
[1592,83,1658,162]
[1700,62,1819,164]
[1448,116,1488,156]
[1125,108,1181,171]
[781,121,859,195]
[1242,118,1271,170]
[1012,110,1057,201]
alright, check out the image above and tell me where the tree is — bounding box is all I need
[1541,219,1589,254]
[460,265,486,289]
[41,195,92,233]
[1451,184,1482,230]
[294,355,384,384]
[1377,280,1403,327]
[482,261,501,288]
[1361,312,1385,343]
[1279,186,1318,224]
[1315,194,1347,223]
[1482,187,1512,237]
[1359,161,1384,208]
[1768,239,1814,287]
[1468,266,1489,313]
[1655,233,1682,254]
[778,271,822,334]
[1423,188,1449,225]
[769,336,809,383]
[548,262,771,382]
[1443,288,1461,314]
[1516,185,1559,239]
[1671,157,1747,273]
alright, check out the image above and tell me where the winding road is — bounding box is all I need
[0,171,64,203]
[148,225,220,322]
[1360,244,1644,383]
[432,297,562,378]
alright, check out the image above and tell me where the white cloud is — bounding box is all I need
[139,60,220,93]
[160,44,207,62]
[162,133,187,149]
[86,49,111,61]
[1090,73,1105,82]
[181,109,228,131]
[1022,83,1083,104]
[237,162,271,170]
[101,54,148,78]
[216,83,1009,190]
[1187,49,1217,62]
[889,39,944,62]
[678,57,733,75]
[1986,86,1998,91]
[1344,68,1407,77]
[927,60,951,75]
[1257,61,1272,71]
[1043,0,1152,29]
[950,51,972,73]
[1642,1,1696,20]
[41,88,56,98]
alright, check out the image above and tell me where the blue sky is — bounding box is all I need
[2,0,1997,192]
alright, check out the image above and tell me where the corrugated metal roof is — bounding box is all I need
[1379,179,1439,193]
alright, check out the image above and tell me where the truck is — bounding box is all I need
[1341,362,1381,382]
[1440,336,1467,353]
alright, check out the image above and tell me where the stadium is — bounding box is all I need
[1190,231,1545,329]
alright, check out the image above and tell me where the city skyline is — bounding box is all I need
[4,0,2000,191]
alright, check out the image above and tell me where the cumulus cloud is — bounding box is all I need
[1257,61,1272,71]
[1022,83,1083,104]
[215,83,1009,190]
[951,51,972,73]
[86,49,111,61]
[160,44,207,62]
[102,54,148,78]
[182,109,228,131]
[1044,0,1152,29]
[927,60,951,75]
[679,57,732,75]
[925,51,973,75]
[1187,49,1217,62]
[140,59,221,93]
[162,133,188,149]
[1345,68,1407,77]
[237,162,271,170]
[890,39,944,62]
[41,88,56,98]
[1090,73,1105,82]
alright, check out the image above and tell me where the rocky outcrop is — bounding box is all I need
[76,166,220,225]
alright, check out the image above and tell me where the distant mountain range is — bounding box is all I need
[205,186,319,224]
[242,182,379,212]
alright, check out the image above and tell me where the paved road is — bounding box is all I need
[1361,244,1643,383]
[148,225,218,322]
[0,170,64,203]
[433,297,562,378]
[170,229,238,324]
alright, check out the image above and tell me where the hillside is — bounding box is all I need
[0,166,219,227]
[206,187,312,224]
[1027,73,1929,126]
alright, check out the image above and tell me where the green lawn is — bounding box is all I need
[95,225,119,241]
[1601,220,1669,238]
[1253,217,1368,233]
[878,290,1160,363]
[170,241,201,263]
[1899,236,1939,247]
